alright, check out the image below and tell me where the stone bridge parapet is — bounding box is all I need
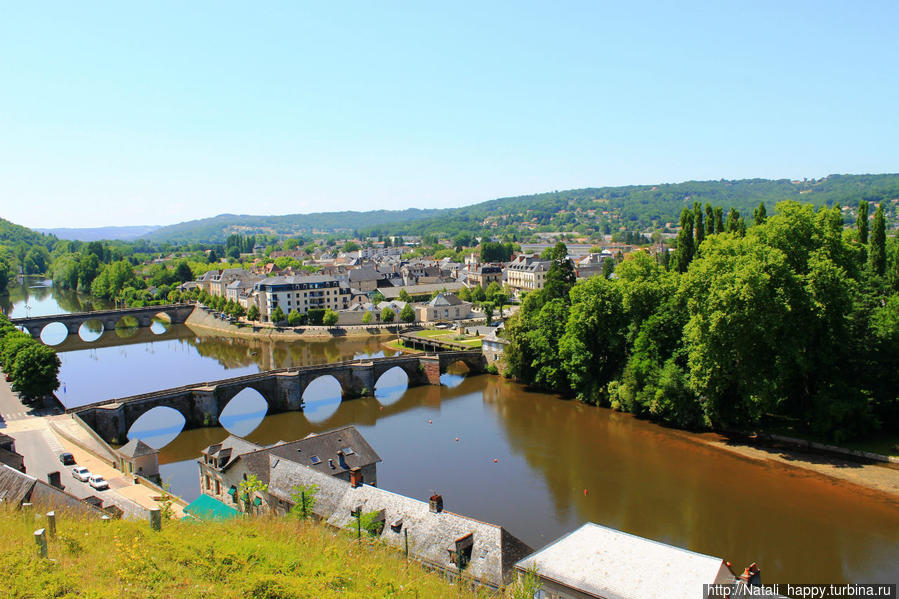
[71,351,485,444]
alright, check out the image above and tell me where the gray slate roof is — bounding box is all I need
[267,458,532,588]
[0,447,25,471]
[429,293,464,307]
[0,464,103,515]
[117,439,158,458]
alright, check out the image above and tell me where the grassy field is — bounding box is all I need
[1,508,530,598]
[409,329,483,348]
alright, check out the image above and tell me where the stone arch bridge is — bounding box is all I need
[10,304,195,340]
[71,351,485,444]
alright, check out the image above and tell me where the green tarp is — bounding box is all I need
[183,493,240,521]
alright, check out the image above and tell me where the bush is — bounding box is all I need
[287,309,303,326]
[380,308,395,323]
[486,364,499,375]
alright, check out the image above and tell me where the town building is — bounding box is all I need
[504,254,550,295]
[115,439,160,481]
[514,522,737,599]
[0,463,106,516]
[197,427,381,509]
[254,275,351,321]
[465,264,503,289]
[575,252,612,279]
[416,293,472,322]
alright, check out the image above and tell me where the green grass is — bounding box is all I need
[0,508,522,598]
[410,329,483,348]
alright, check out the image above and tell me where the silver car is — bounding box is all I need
[72,466,91,482]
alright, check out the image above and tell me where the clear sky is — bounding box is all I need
[1,1,897,228]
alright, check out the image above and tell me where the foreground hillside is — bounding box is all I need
[1,509,514,598]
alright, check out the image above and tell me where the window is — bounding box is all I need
[310,455,322,465]
[341,446,355,455]
[215,479,221,495]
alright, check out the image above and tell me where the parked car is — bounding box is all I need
[72,466,91,481]
[58,452,75,465]
[88,475,109,491]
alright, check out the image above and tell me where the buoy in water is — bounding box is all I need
[493,458,498,463]
[428,419,432,424]
[455,437,459,442]
[584,488,588,496]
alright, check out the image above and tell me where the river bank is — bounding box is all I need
[185,305,410,339]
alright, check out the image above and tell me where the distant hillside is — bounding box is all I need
[36,225,161,241]
[139,174,899,243]
[0,217,55,247]
[362,173,899,238]
[143,208,444,243]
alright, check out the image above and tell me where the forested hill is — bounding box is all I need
[363,174,899,238]
[140,174,899,242]
[143,208,444,244]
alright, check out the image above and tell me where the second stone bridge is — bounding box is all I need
[71,351,485,444]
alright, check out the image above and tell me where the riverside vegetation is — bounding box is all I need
[505,201,899,443]
[0,508,540,599]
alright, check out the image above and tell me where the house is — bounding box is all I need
[0,434,25,473]
[514,522,737,599]
[0,464,105,516]
[254,275,351,321]
[379,282,465,301]
[504,254,550,295]
[266,457,533,588]
[481,326,508,363]
[115,439,160,481]
[198,426,381,510]
[416,293,473,322]
[466,264,503,289]
[348,267,382,293]
[575,252,612,280]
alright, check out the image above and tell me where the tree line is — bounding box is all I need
[504,200,899,441]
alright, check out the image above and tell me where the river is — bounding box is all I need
[4,280,898,584]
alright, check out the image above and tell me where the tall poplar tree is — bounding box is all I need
[674,208,694,273]
[753,202,767,226]
[869,203,886,275]
[713,206,724,234]
[857,200,869,244]
[725,208,741,233]
[693,202,705,249]
[705,204,715,237]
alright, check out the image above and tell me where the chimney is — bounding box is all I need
[47,471,63,489]
[739,563,761,587]
[337,450,349,470]
[429,493,443,513]
[350,467,363,488]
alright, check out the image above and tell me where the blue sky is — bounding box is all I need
[1,2,897,228]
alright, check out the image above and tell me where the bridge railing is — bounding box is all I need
[65,352,479,413]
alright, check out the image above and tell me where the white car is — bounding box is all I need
[72,466,91,482]
[88,475,109,491]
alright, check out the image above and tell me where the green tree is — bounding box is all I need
[543,242,575,301]
[207,249,218,264]
[246,304,260,321]
[238,474,268,513]
[482,301,494,324]
[457,286,472,302]
[289,483,319,520]
[559,276,628,405]
[493,292,508,317]
[371,291,385,304]
[857,200,869,244]
[398,289,412,302]
[0,259,8,295]
[287,309,302,326]
[174,260,193,282]
[10,343,61,399]
[674,208,694,273]
[322,309,339,326]
[470,286,486,303]
[380,307,395,323]
[869,203,886,276]
[704,204,715,237]
[399,304,415,323]
[713,206,724,234]
[362,311,373,324]
[693,202,705,249]
[271,305,286,323]
[753,202,767,226]
[602,256,615,278]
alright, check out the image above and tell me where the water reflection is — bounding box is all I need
[219,388,268,437]
[127,406,186,449]
[78,319,104,342]
[2,277,113,317]
[374,366,408,405]
[39,322,68,345]
[302,376,342,422]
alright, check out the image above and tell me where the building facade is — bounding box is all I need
[254,275,351,321]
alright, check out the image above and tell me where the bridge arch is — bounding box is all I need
[150,311,173,335]
[127,406,186,449]
[114,315,140,339]
[440,359,471,388]
[302,375,343,422]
